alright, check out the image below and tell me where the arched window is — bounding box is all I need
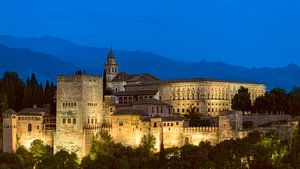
[153,122,157,127]
[28,124,32,132]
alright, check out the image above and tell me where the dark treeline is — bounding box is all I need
[0,72,56,115]
[253,88,300,116]
[1,130,300,169]
[232,86,300,116]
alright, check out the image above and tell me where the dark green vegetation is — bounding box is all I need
[1,130,300,169]
[232,87,300,116]
[0,72,56,116]
[184,106,215,127]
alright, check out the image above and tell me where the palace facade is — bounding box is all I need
[3,49,267,158]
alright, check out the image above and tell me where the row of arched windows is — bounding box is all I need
[87,103,97,106]
[63,102,76,107]
[105,67,117,74]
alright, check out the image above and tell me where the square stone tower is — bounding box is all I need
[54,74,103,158]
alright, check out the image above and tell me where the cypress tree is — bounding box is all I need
[49,82,56,115]
[103,69,107,99]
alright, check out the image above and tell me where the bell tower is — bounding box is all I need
[104,48,118,81]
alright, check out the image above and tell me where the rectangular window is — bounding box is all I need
[176,122,179,125]
[119,121,123,126]
[91,119,94,124]
[63,119,66,124]
[73,119,76,124]
[68,118,71,124]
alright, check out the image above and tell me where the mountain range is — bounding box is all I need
[0,35,299,91]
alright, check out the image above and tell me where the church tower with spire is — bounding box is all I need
[104,48,118,81]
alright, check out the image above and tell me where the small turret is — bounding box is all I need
[104,48,118,81]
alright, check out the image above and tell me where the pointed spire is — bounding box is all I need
[107,45,116,60]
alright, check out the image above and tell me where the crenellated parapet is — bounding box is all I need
[183,126,218,133]
[57,74,102,82]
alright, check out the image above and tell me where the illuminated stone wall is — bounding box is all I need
[55,75,104,158]
[15,115,54,149]
[125,81,265,116]
[110,114,143,147]
[2,113,17,152]
[2,113,54,152]
[108,114,229,151]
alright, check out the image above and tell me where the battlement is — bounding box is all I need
[57,74,102,82]
[183,126,218,132]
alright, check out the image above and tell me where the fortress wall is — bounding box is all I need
[183,127,219,145]
[243,114,290,127]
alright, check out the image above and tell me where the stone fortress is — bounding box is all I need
[3,48,285,158]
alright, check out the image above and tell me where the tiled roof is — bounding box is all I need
[115,90,158,96]
[112,109,147,116]
[141,115,185,122]
[17,107,50,116]
[3,109,16,115]
[111,72,159,82]
[133,98,172,106]
[125,78,264,86]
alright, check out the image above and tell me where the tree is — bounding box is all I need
[253,96,267,114]
[15,146,34,169]
[29,139,53,164]
[185,106,212,127]
[231,87,252,113]
[36,150,79,169]
[158,140,166,168]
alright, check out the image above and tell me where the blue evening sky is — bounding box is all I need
[0,0,299,68]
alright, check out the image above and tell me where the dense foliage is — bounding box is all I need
[231,87,252,113]
[0,72,56,116]
[231,86,300,116]
[1,130,300,169]
[253,88,300,116]
[184,106,214,127]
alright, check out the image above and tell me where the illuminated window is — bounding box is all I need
[28,124,32,132]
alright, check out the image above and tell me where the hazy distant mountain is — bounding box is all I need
[0,35,299,90]
[0,44,78,83]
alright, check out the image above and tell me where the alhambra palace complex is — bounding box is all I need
[2,49,292,158]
